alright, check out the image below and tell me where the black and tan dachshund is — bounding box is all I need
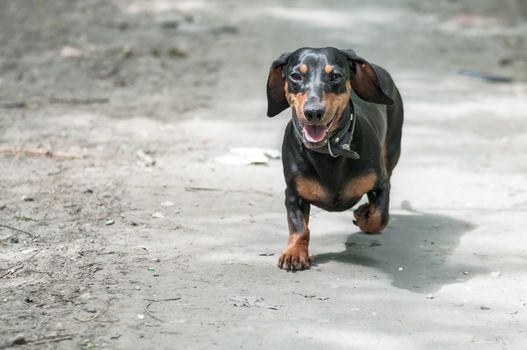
[266,47,403,271]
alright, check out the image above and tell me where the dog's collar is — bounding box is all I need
[292,100,360,160]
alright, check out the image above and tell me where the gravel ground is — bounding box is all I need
[1,0,527,349]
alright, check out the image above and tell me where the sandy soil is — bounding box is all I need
[1,0,527,349]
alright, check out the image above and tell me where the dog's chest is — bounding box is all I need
[294,172,377,210]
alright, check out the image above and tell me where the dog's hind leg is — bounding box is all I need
[353,181,390,234]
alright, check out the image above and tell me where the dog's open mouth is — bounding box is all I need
[301,109,338,146]
[302,124,327,143]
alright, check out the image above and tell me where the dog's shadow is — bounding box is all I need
[314,211,484,293]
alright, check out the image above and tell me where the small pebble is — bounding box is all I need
[83,340,96,348]
[21,196,34,202]
[398,267,404,271]
[105,219,115,226]
[61,46,83,58]
[426,294,434,299]
[152,212,164,219]
[167,47,187,58]
[491,271,501,278]
[79,292,92,300]
[11,335,27,345]
[137,313,144,320]
[480,306,491,310]
[161,201,174,208]
[160,20,180,29]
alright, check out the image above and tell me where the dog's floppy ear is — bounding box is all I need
[342,49,393,105]
[266,52,291,117]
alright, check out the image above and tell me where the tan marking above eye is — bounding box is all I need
[295,177,329,203]
[324,65,334,74]
[343,172,377,200]
[299,64,308,74]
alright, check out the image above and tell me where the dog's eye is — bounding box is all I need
[290,73,302,82]
[330,72,343,82]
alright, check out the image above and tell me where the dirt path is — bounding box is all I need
[1,0,527,349]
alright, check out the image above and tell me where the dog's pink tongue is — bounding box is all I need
[303,125,326,143]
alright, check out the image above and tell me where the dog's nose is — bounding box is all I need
[304,104,325,123]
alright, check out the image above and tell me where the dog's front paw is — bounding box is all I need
[278,245,310,271]
[353,203,386,234]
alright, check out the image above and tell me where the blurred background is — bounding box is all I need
[1,0,527,349]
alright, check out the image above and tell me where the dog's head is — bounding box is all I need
[266,47,393,148]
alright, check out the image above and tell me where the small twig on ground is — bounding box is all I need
[0,248,42,278]
[144,298,181,322]
[0,147,83,160]
[0,97,109,109]
[0,224,35,241]
[74,311,102,323]
[28,334,76,346]
[184,186,221,192]
[49,97,109,105]
[292,291,316,298]
[184,186,274,197]
[292,291,330,301]
[0,101,26,109]
[0,265,24,278]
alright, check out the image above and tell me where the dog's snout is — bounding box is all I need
[304,104,325,123]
